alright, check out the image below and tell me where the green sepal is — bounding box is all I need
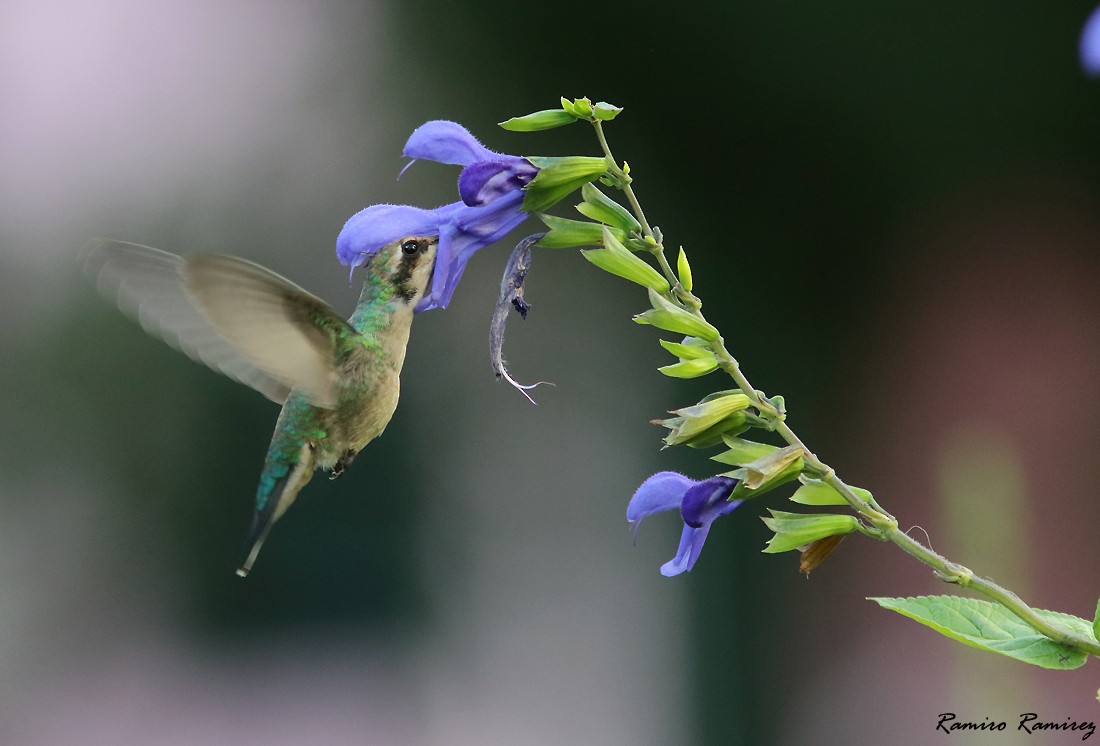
[710,437,779,466]
[634,290,720,341]
[522,156,610,212]
[594,101,623,121]
[790,478,873,507]
[676,247,693,292]
[669,413,750,449]
[658,392,750,445]
[576,183,641,233]
[581,228,669,293]
[762,510,859,554]
[726,445,804,498]
[499,109,579,132]
[659,338,712,360]
[870,596,1094,670]
[658,357,718,379]
[536,214,624,249]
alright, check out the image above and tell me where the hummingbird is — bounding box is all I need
[85,236,439,576]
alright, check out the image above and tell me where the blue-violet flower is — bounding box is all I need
[1084,4,1100,76]
[627,472,743,577]
[337,120,537,311]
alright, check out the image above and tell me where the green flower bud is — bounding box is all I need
[634,289,720,341]
[536,214,624,249]
[676,247,693,292]
[570,97,593,118]
[581,227,670,292]
[499,109,579,132]
[576,183,642,233]
[523,156,610,213]
[790,478,873,507]
[761,511,860,554]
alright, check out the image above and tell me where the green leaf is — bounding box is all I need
[870,596,1094,670]
[499,109,579,132]
[790,478,873,506]
[761,510,859,553]
[1094,597,1100,644]
[594,101,623,121]
[536,214,623,249]
[677,247,693,292]
[659,338,712,360]
[576,183,641,233]
[658,357,718,379]
[522,156,610,212]
[634,289,720,341]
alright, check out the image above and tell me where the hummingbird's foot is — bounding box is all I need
[329,450,357,480]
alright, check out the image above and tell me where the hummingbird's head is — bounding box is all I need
[377,235,439,305]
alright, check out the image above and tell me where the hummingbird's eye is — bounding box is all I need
[401,240,420,255]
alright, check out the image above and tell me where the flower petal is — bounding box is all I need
[417,191,529,311]
[660,524,711,576]
[458,159,538,206]
[403,120,496,166]
[627,471,694,523]
[680,476,740,528]
[336,203,445,268]
[1083,4,1100,76]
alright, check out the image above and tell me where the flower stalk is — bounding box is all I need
[586,114,1100,661]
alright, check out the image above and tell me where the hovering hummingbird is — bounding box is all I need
[85,236,439,576]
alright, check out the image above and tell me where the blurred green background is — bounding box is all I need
[3,1,1100,744]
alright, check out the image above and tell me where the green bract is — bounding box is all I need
[762,510,859,553]
[658,357,718,378]
[711,436,780,467]
[581,227,669,293]
[634,289,720,341]
[593,101,623,121]
[790,478,873,507]
[536,214,624,249]
[658,338,711,359]
[576,183,641,233]
[522,156,610,212]
[658,336,717,379]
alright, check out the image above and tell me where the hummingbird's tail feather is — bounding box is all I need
[236,442,317,577]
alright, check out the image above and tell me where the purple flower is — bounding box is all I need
[337,121,537,311]
[627,472,743,577]
[1084,5,1100,76]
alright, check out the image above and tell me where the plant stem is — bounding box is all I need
[594,121,1100,658]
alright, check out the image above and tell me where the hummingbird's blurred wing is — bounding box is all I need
[86,240,352,408]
